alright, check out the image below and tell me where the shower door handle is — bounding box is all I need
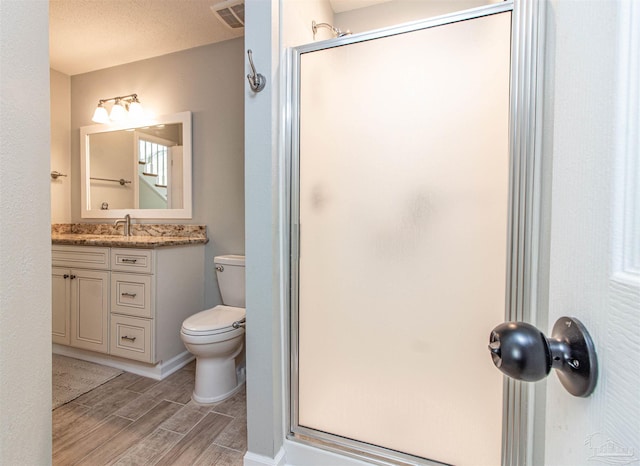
[488,316,598,397]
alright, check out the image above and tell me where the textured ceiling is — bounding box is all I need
[329,0,391,13]
[49,0,411,76]
[50,0,244,76]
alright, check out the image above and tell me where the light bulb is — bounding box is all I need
[110,100,127,121]
[128,100,144,121]
[92,104,109,124]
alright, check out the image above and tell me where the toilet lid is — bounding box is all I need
[181,305,245,335]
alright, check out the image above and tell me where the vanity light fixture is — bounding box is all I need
[92,103,109,124]
[128,97,144,120]
[109,98,127,121]
[91,94,144,124]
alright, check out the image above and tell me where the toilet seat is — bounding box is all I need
[181,305,245,336]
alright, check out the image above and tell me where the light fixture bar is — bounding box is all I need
[91,93,144,123]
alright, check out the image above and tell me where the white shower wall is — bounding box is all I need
[296,12,511,465]
[334,0,503,34]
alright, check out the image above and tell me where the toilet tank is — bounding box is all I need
[215,255,245,308]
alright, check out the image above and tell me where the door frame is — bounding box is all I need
[284,1,546,464]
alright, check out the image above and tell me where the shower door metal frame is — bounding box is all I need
[286,0,546,464]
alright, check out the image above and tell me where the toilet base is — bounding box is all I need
[181,329,245,405]
[192,366,246,405]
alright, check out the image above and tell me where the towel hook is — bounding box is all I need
[50,171,67,180]
[246,49,266,93]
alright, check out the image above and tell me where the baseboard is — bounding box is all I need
[52,344,194,380]
[244,447,286,466]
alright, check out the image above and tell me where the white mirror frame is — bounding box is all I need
[80,111,192,219]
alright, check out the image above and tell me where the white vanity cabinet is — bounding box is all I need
[51,247,110,353]
[52,244,204,370]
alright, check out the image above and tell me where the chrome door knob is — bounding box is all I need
[488,316,598,397]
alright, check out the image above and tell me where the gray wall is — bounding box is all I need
[51,69,72,223]
[0,0,52,463]
[68,38,245,306]
[244,0,285,459]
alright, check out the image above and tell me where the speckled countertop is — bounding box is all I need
[51,223,208,249]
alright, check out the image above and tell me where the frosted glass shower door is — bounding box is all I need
[295,11,511,466]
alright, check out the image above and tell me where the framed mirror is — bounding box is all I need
[80,111,192,219]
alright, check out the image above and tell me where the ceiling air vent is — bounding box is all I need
[211,0,245,29]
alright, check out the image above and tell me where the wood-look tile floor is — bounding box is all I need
[52,361,247,465]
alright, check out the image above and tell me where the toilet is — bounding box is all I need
[180,254,246,404]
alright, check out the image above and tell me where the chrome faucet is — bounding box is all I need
[114,214,132,236]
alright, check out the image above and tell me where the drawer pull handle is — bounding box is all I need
[70,274,76,280]
[121,335,137,342]
[121,258,138,263]
[63,274,70,279]
[121,292,137,298]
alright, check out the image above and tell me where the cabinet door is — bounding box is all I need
[52,267,71,345]
[70,268,109,353]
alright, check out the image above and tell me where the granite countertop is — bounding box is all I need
[51,224,208,249]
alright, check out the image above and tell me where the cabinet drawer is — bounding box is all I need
[111,273,153,318]
[52,246,110,270]
[110,315,153,363]
[111,249,153,273]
